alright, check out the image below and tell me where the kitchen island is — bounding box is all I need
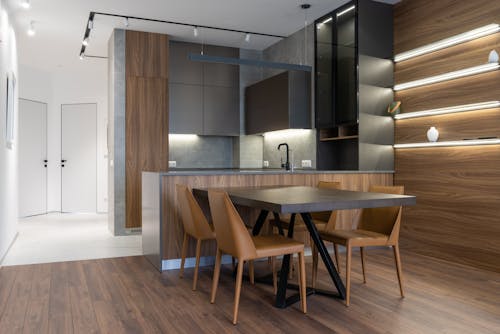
[142,169,394,271]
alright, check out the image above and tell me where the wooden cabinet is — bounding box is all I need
[169,41,240,136]
[245,71,311,134]
[315,0,394,171]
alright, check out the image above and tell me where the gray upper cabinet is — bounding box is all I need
[246,71,311,135]
[169,42,202,85]
[203,86,240,136]
[169,41,240,136]
[203,45,239,87]
[169,83,203,134]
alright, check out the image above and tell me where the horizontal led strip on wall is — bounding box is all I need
[393,62,500,91]
[394,24,500,62]
[394,138,500,149]
[394,101,500,119]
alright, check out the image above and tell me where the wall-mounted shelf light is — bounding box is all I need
[394,101,500,120]
[394,24,500,62]
[394,62,499,91]
[394,138,500,149]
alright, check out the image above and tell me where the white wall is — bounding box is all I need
[18,61,108,213]
[0,3,19,260]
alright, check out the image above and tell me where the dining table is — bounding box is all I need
[192,185,416,308]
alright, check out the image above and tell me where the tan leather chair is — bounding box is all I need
[271,181,342,279]
[176,184,216,291]
[312,185,405,306]
[208,189,307,325]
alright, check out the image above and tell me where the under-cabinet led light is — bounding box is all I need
[395,24,500,62]
[394,63,500,91]
[394,138,500,149]
[169,134,198,141]
[321,17,333,24]
[337,5,355,17]
[394,101,500,119]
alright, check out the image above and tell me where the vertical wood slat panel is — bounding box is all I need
[394,0,500,272]
[161,173,393,260]
[126,30,169,228]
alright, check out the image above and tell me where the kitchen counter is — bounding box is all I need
[161,168,394,176]
[142,169,395,271]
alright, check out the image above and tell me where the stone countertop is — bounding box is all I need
[149,169,395,176]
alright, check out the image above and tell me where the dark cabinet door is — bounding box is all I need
[315,16,334,128]
[203,86,240,136]
[169,83,203,134]
[169,42,203,85]
[203,45,239,87]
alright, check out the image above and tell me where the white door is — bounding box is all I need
[18,99,47,217]
[61,103,97,213]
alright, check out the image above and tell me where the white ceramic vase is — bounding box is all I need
[488,50,499,63]
[427,126,439,142]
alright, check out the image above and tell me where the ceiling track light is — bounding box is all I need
[394,101,500,120]
[245,33,251,43]
[82,37,89,46]
[124,17,129,28]
[88,20,94,30]
[21,0,30,9]
[393,62,500,91]
[79,52,85,60]
[395,23,500,62]
[193,26,198,37]
[27,21,35,36]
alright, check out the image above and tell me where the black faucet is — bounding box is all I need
[277,143,290,171]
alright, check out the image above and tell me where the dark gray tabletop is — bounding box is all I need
[193,186,416,214]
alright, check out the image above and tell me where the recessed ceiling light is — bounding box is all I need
[21,0,30,9]
[27,21,35,36]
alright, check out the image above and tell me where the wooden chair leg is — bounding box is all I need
[210,249,222,304]
[393,244,405,297]
[333,243,341,274]
[249,260,255,285]
[360,247,367,283]
[179,232,188,278]
[271,256,277,295]
[192,238,202,291]
[298,251,307,314]
[233,259,245,325]
[311,243,318,289]
[346,244,352,306]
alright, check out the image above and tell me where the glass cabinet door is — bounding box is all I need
[315,15,333,128]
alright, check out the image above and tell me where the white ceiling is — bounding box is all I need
[6,0,399,73]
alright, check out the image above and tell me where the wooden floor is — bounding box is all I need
[0,248,499,334]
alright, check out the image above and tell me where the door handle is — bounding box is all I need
[61,159,66,167]
[44,159,48,168]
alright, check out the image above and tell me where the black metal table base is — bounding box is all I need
[251,210,346,308]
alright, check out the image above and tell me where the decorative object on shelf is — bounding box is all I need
[426,126,439,142]
[488,50,499,63]
[387,101,401,117]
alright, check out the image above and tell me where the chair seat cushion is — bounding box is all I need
[319,229,389,247]
[252,235,304,258]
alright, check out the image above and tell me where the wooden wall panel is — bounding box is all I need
[395,146,500,272]
[394,0,500,272]
[126,31,169,228]
[394,0,500,54]
[161,173,393,260]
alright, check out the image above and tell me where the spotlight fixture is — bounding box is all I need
[21,0,30,9]
[88,20,93,30]
[245,33,251,43]
[27,21,35,36]
[124,17,129,28]
[193,26,198,37]
[393,62,500,91]
[395,24,500,62]
[79,52,85,60]
[82,37,89,46]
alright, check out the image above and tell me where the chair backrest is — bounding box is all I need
[176,184,213,239]
[313,181,342,231]
[358,185,404,243]
[208,190,257,260]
